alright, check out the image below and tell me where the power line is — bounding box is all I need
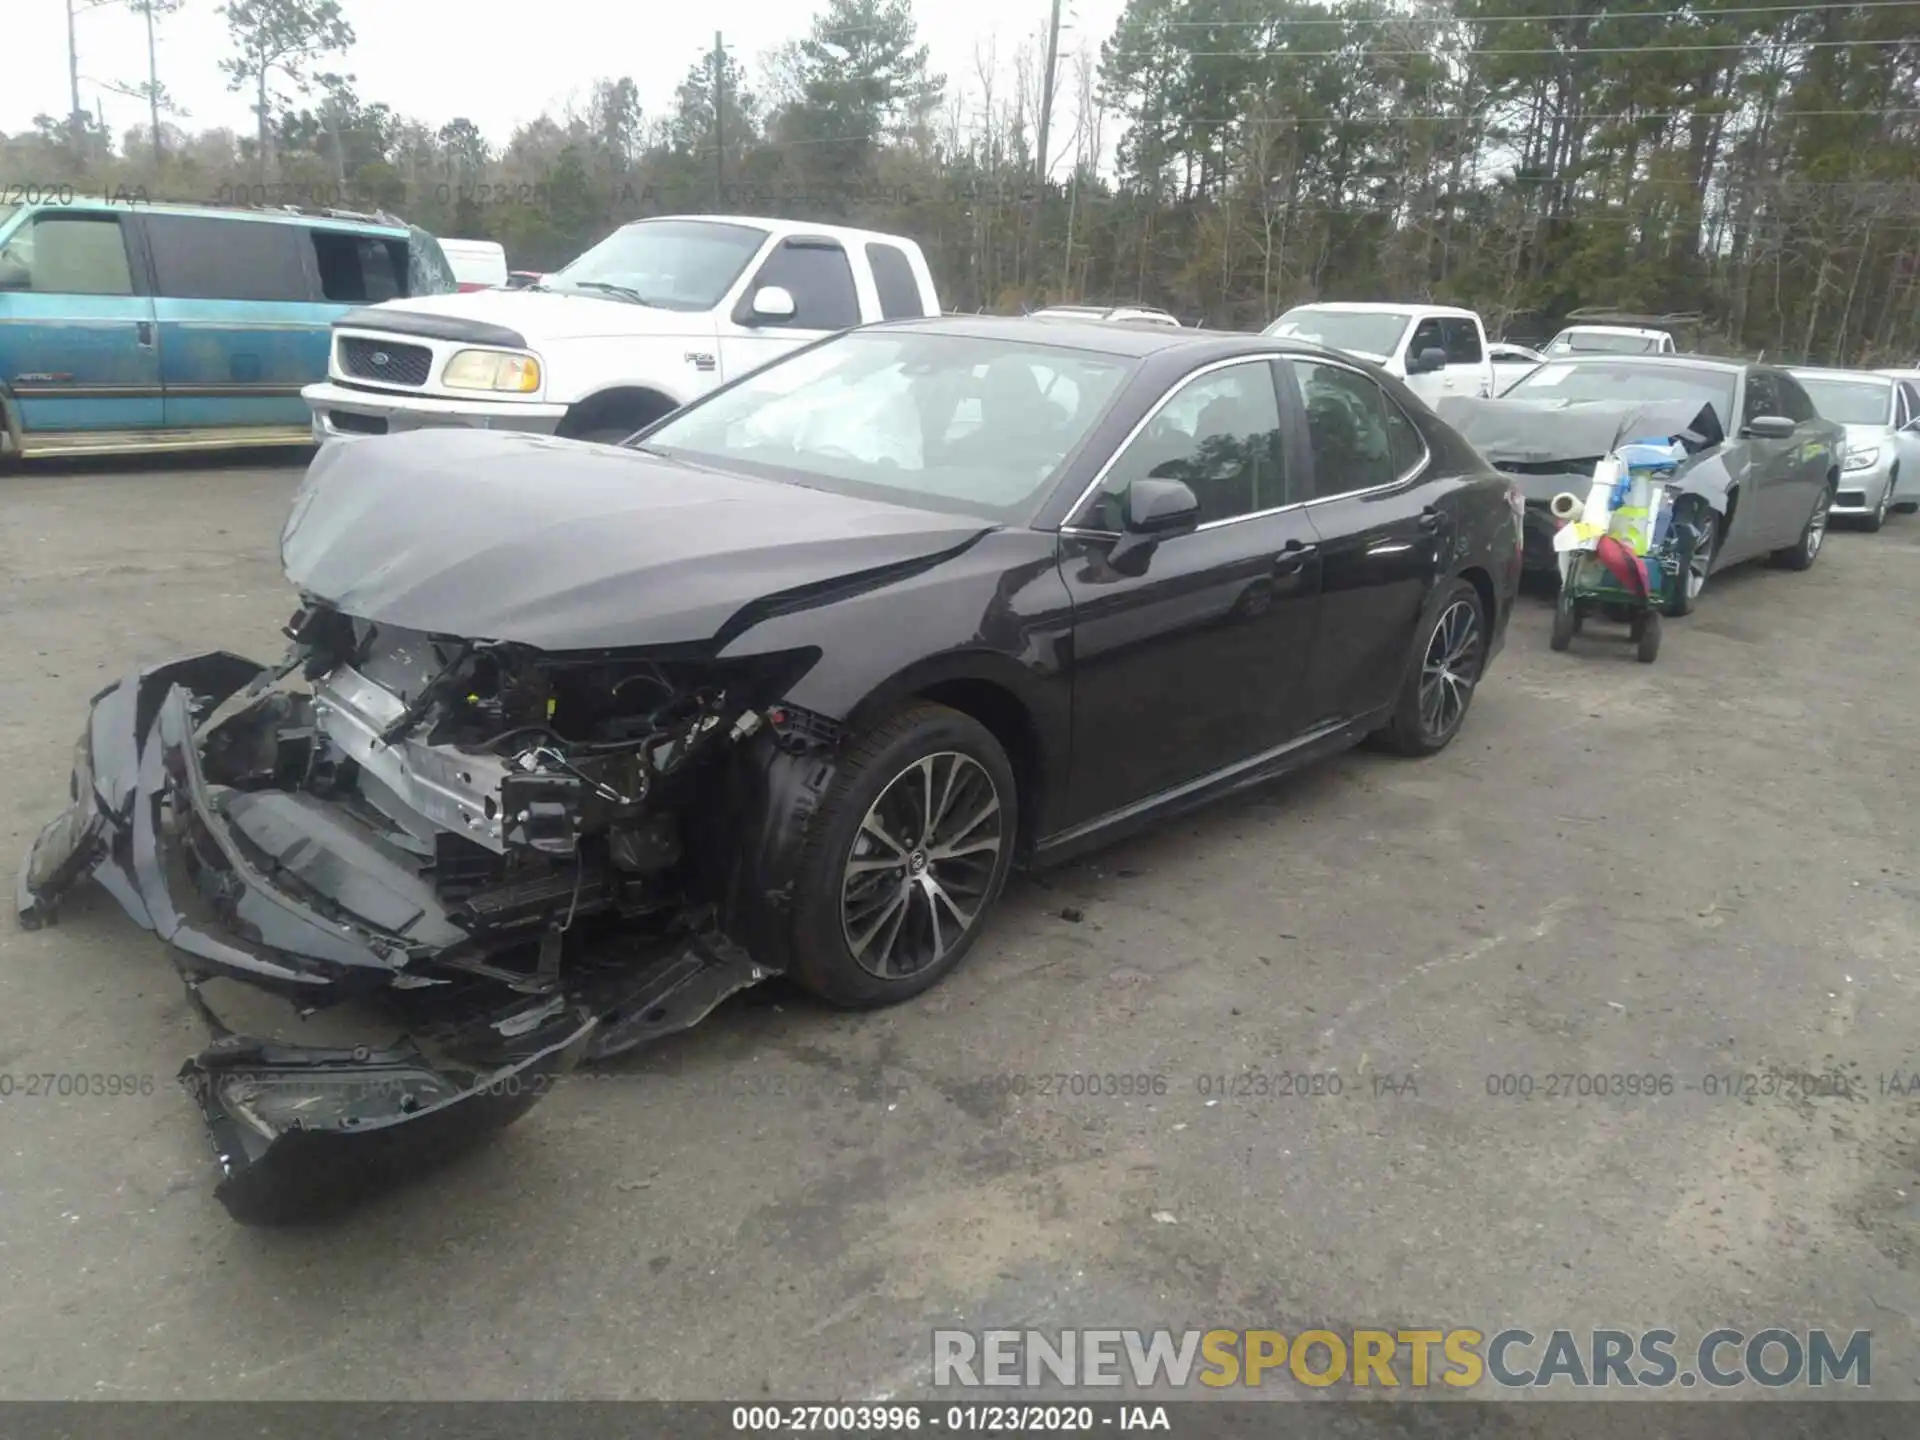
[1106,39,1912,60]
[1101,0,1920,23]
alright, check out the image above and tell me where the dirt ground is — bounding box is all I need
[0,451,1915,1401]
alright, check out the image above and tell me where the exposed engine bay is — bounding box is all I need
[16,603,837,1224]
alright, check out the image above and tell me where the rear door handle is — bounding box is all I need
[135,321,153,347]
[1418,506,1444,532]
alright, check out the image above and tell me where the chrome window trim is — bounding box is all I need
[1057,354,1292,534]
[1287,353,1432,503]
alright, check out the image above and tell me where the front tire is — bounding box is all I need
[1666,509,1717,616]
[787,703,1017,1008]
[1378,579,1488,757]
[1861,481,1890,534]
[1772,479,1834,570]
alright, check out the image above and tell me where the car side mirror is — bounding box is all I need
[0,259,29,290]
[1742,414,1796,440]
[1107,478,1200,574]
[748,285,797,323]
[1406,346,1447,375]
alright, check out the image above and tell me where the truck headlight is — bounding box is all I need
[442,349,542,393]
[1843,446,1880,472]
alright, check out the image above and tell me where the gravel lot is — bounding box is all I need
[1,451,1916,1401]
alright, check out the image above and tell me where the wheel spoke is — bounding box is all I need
[861,813,911,859]
[848,885,908,965]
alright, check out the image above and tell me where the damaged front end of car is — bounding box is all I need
[16,610,824,1223]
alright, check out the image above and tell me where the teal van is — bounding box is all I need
[0,200,456,460]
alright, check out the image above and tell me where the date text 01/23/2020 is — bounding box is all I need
[730,1405,1171,1432]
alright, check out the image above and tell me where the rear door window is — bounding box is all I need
[143,214,312,301]
[310,230,406,303]
[865,242,926,319]
[1440,318,1483,365]
[1742,372,1781,425]
[0,212,135,295]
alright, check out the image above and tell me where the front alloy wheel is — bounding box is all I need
[1667,512,1716,616]
[842,752,1004,980]
[788,702,1018,1008]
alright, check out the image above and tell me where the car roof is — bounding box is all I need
[868,312,1351,362]
[1279,300,1479,320]
[1557,324,1666,337]
[629,213,926,250]
[1532,351,1745,373]
[1789,365,1894,384]
[11,197,410,236]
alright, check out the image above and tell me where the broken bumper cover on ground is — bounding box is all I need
[15,652,603,1223]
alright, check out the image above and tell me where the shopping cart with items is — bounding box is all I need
[1547,439,1690,663]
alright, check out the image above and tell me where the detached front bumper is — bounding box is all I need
[16,654,599,1222]
[303,380,568,442]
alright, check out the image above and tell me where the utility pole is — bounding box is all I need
[713,31,726,210]
[1034,0,1063,185]
[68,0,85,152]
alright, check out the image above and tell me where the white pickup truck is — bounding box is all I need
[303,215,942,444]
[1262,301,1495,407]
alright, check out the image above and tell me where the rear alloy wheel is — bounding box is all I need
[1379,579,1487,756]
[1772,482,1833,570]
[1665,511,1716,616]
[788,703,1016,1008]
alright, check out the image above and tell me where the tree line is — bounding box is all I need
[11,0,1920,361]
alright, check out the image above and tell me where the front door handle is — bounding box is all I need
[1418,506,1444,532]
[135,320,153,347]
[1273,540,1317,574]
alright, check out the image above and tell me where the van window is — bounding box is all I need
[310,231,406,303]
[144,214,311,302]
[0,213,135,295]
[866,242,925,319]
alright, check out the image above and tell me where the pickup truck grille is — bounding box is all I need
[338,336,432,387]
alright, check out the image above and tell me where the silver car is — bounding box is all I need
[1790,367,1920,530]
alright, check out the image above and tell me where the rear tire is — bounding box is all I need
[1378,579,1487,756]
[1636,611,1662,663]
[787,703,1017,1009]
[1772,478,1834,570]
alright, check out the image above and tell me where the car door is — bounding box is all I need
[1894,382,1920,504]
[1441,316,1492,399]
[1283,357,1443,726]
[1731,369,1801,550]
[0,207,160,438]
[717,235,865,381]
[138,212,325,431]
[1056,358,1321,825]
[1772,371,1831,540]
[1400,315,1447,406]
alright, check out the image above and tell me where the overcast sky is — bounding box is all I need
[11,0,1125,160]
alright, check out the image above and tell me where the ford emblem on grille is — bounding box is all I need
[369,351,391,366]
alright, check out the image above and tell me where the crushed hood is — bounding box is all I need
[1435,395,1724,466]
[343,288,713,343]
[280,430,992,650]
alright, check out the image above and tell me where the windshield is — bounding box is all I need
[1502,359,1738,429]
[544,219,768,311]
[1793,375,1893,427]
[1265,307,1410,358]
[642,330,1135,522]
[1547,329,1664,355]
[0,203,17,234]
